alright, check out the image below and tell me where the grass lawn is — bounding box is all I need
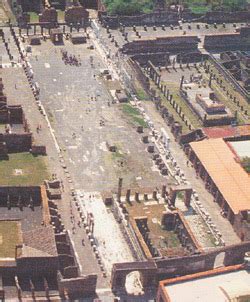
[189,4,211,14]
[0,152,49,186]
[0,124,6,132]
[57,10,65,22]
[136,88,148,100]
[122,103,148,128]
[28,12,39,23]
[0,221,20,258]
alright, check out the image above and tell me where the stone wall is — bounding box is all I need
[111,241,250,290]
[204,27,250,50]
[16,257,59,276]
[65,5,89,25]
[100,10,186,28]
[121,36,199,55]
[0,133,32,153]
[204,11,250,23]
[0,186,42,206]
[233,212,250,241]
[179,129,205,145]
[156,241,250,280]
[39,7,58,25]
[58,273,97,298]
[132,53,170,67]
[0,105,23,124]
[79,0,98,9]
[18,0,42,13]
[99,8,250,29]
[127,58,150,94]
[31,145,47,155]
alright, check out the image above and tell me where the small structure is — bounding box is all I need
[50,28,63,44]
[29,36,41,45]
[70,33,86,44]
[106,142,117,152]
[115,89,128,103]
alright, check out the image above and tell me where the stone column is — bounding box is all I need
[184,189,192,208]
[152,190,158,200]
[180,75,184,89]
[163,85,166,96]
[161,185,166,198]
[135,192,139,202]
[209,73,212,87]
[117,177,123,202]
[126,189,131,202]
[169,189,177,207]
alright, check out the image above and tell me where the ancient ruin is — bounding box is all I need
[0,0,249,300]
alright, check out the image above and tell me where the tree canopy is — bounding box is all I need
[103,0,154,15]
[103,0,248,15]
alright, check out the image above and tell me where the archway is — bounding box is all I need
[125,271,143,295]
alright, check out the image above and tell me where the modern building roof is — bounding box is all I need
[161,265,250,302]
[190,138,250,214]
[229,140,250,158]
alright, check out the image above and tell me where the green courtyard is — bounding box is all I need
[0,221,20,258]
[0,152,49,186]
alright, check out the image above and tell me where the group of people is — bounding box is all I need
[61,49,81,66]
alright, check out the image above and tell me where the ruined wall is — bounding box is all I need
[39,7,58,24]
[19,0,42,13]
[0,186,42,206]
[121,36,199,55]
[204,27,250,51]
[65,5,89,25]
[132,53,170,67]
[156,241,250,280]
[179,129,205,145]
[208,55,250,101]
[233,213,250,241]
[58,274,97,298]
[204,11,250,23]
[127,58,150,94]
[204,33,242,50]
[79,0,98,9]
[0,133,32,153]
[110,241,250,290]
[31,145,47,155]
[16,257,59,276]
[9,106,23,123]
[100,8,250,29]
[0,105,23,124]
[100,11,180,28]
